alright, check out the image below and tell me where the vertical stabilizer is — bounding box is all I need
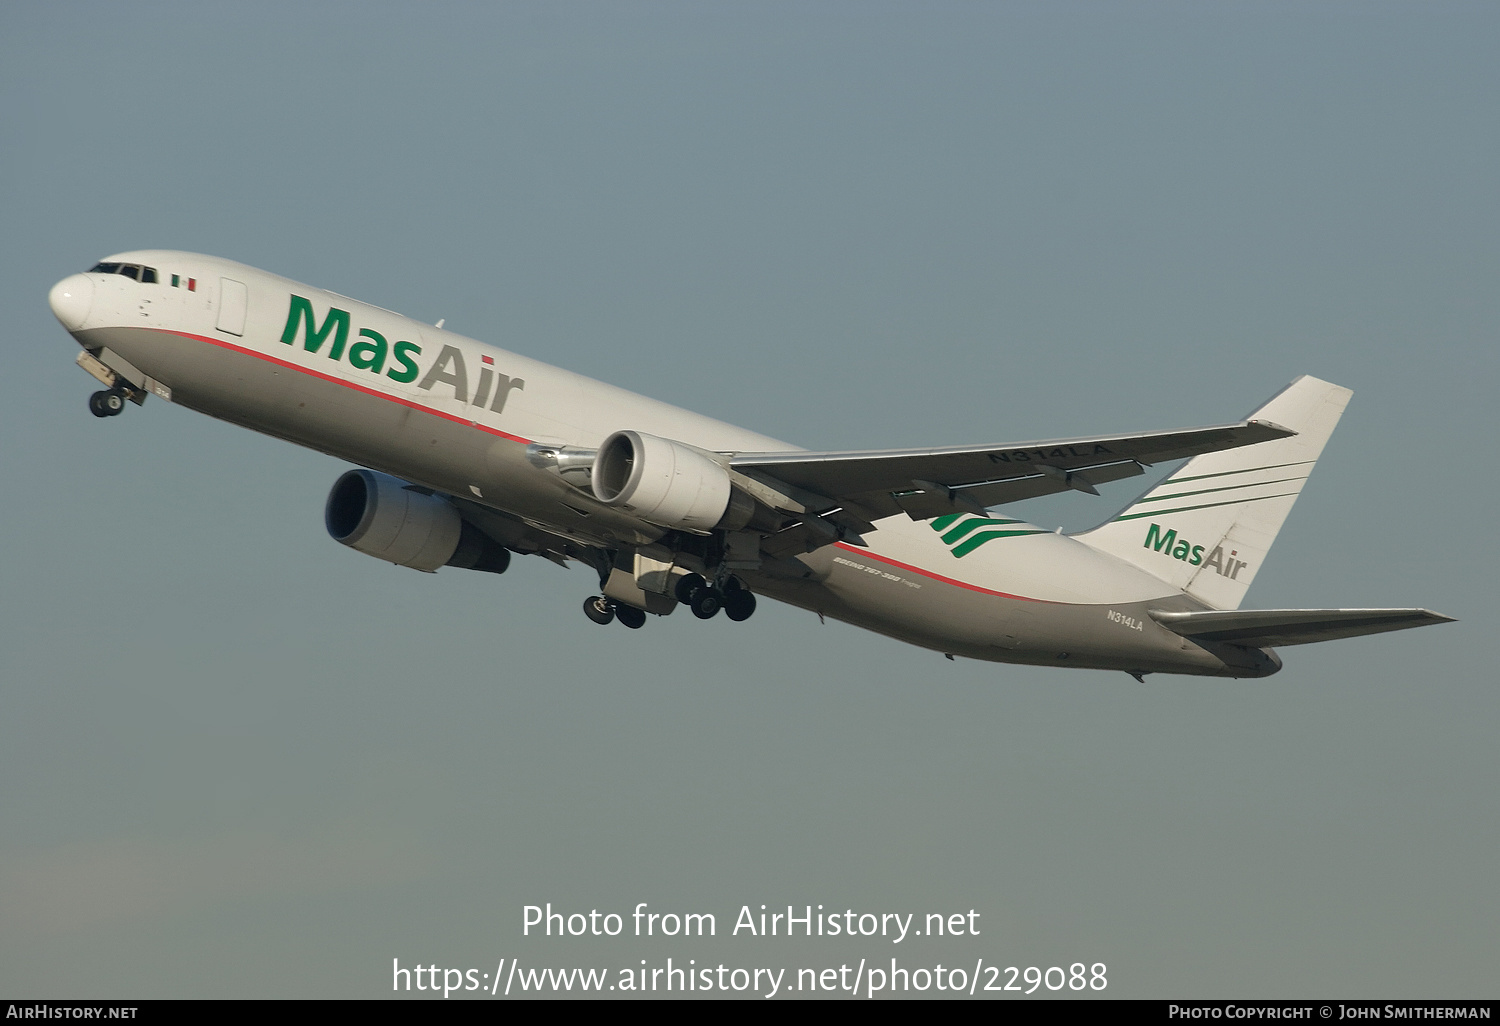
[1073,375,1352,610]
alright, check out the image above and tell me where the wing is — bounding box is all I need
[1148,608,1457,648]
[729,418,1296,528]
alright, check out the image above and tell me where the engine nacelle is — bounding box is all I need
[325,469,510,574]
[590,430,733,532]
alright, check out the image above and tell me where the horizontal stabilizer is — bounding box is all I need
[1149,607,1456,648]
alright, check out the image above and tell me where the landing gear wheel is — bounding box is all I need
[690,587,723,620]
[674,573,707,605]
[89,389,125,418]
[615,605,647,630]
[724,588,757,622]
[583,595,615,625]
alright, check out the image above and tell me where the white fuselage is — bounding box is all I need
[50,251,1276,678]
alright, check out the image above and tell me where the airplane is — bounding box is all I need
[47,251,1454,679]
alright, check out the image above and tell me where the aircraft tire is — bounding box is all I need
[674,573,706,605]
[583,595,615,625]
[724,589,756,622]
[615,605,647,630]
[690,588,722,620]
[89,390,124,418]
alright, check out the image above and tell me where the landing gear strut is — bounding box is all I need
[88,388,127,418]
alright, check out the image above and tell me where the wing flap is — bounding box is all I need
[890,459,1148,521]
[1149,607,1457,647]
[729,419,1294,503]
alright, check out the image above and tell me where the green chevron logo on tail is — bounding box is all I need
[929,513,1047,558]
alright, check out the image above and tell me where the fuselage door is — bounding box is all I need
[217,278,248,336]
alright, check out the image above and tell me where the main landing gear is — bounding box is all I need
[674,573,757,622]
[88,388,128,418]
[581,574,758,629]
[582,595,647,629]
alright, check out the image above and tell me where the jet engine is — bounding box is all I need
[325,469,510,574]
[590,430,745,532]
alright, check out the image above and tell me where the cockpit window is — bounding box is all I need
[88,262,159,283]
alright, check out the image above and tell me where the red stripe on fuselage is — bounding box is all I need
[149,328,1050,603]
[154,328,535,445]
[832,542,1050,603]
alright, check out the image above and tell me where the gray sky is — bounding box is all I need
[1,1,1494,999]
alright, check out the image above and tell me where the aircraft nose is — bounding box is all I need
[49,274,93,331]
